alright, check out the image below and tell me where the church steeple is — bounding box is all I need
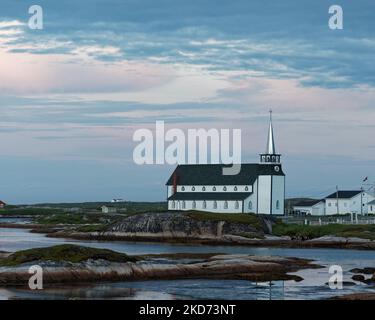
[266,110,275,154]
[260,110,281,164]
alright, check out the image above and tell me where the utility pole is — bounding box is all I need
[361,186,363,215]
[336,185,339,215]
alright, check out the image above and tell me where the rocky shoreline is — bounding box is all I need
[0,245,320,286]
[2,223,375,251]
[2,211,375,250]
[42,230,375,250]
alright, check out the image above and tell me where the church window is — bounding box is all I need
[192,201,196,209]
[202,187,206,191]
[213,186,216,191]
[235,201,239,209]
[223,186,227,191]
[249,201,252,210]
[203,201,207,209]
[276,200,280,210]
[245,186,249,191]
[272,156,275,162]
[181,186,185,191]
[224,201,228,209]
[192,186,195,191]
[171,201,175,209]
[182,201,186,209]
[234,186,238,191]
[266,156,270,162]
[213,201,217,209]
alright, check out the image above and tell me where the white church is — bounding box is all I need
[166,113,285,215]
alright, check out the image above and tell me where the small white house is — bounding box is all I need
[101,205,117,214]
[293,199,325,216]
[368,200,375,214]
[325,190,374,215]
[293,190,375,216]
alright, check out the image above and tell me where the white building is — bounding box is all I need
[366,199,375,214]
[293,199,325,216]
[101,205,117,214]
[293,190,375,215]
[166,113,285,215]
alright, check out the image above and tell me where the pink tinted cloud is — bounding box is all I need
[0,49,176,94]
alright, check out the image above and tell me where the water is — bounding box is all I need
[0,226,374,300]
[0,217,32,224]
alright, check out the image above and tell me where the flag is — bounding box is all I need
[363,176,368,182]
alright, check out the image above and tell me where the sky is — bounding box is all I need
[0,0,374,203]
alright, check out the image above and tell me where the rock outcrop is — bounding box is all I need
[106,212,272,240]
[0,250,319,286]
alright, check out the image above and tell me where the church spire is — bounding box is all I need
[266,110,276,154]
[260,110,281,164]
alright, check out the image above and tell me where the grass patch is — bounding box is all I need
[35,213,116,225]
[273,222,375,240]
[17,201,168,213]
[187,211,264,230]
[0,244,137,266]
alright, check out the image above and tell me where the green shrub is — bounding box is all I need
[273,222,375,240]
[187,211,263,230]
[0,244,137,266]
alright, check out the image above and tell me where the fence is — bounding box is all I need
[281,215,375,226]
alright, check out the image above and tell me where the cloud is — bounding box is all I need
[0,1,374,202]
[1,1,375,90]
[0,48,178,94]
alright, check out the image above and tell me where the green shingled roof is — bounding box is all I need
[325,190,361,199]
[166,163,284,186]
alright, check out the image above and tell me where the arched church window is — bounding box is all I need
[192,186,195,191]
[266,156,270,162]
[182,201,186,209]
[213,201,217,209]
[276,200,280,210]
[272,156,276,162]
[234,186,238,191]
[223,186,227,191]
[245,186,249,191]
[192,201,196,209]
[172,201,175,209]
[202,187,206,191]
[203,201,207,209]
[181,186,185,191]
[249,201,252,210]
[213,186,216,191]
[235,201,239,209]
[224,201,228,209]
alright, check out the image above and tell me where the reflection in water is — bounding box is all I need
[2,279,373,300]
[0,225,375,300]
